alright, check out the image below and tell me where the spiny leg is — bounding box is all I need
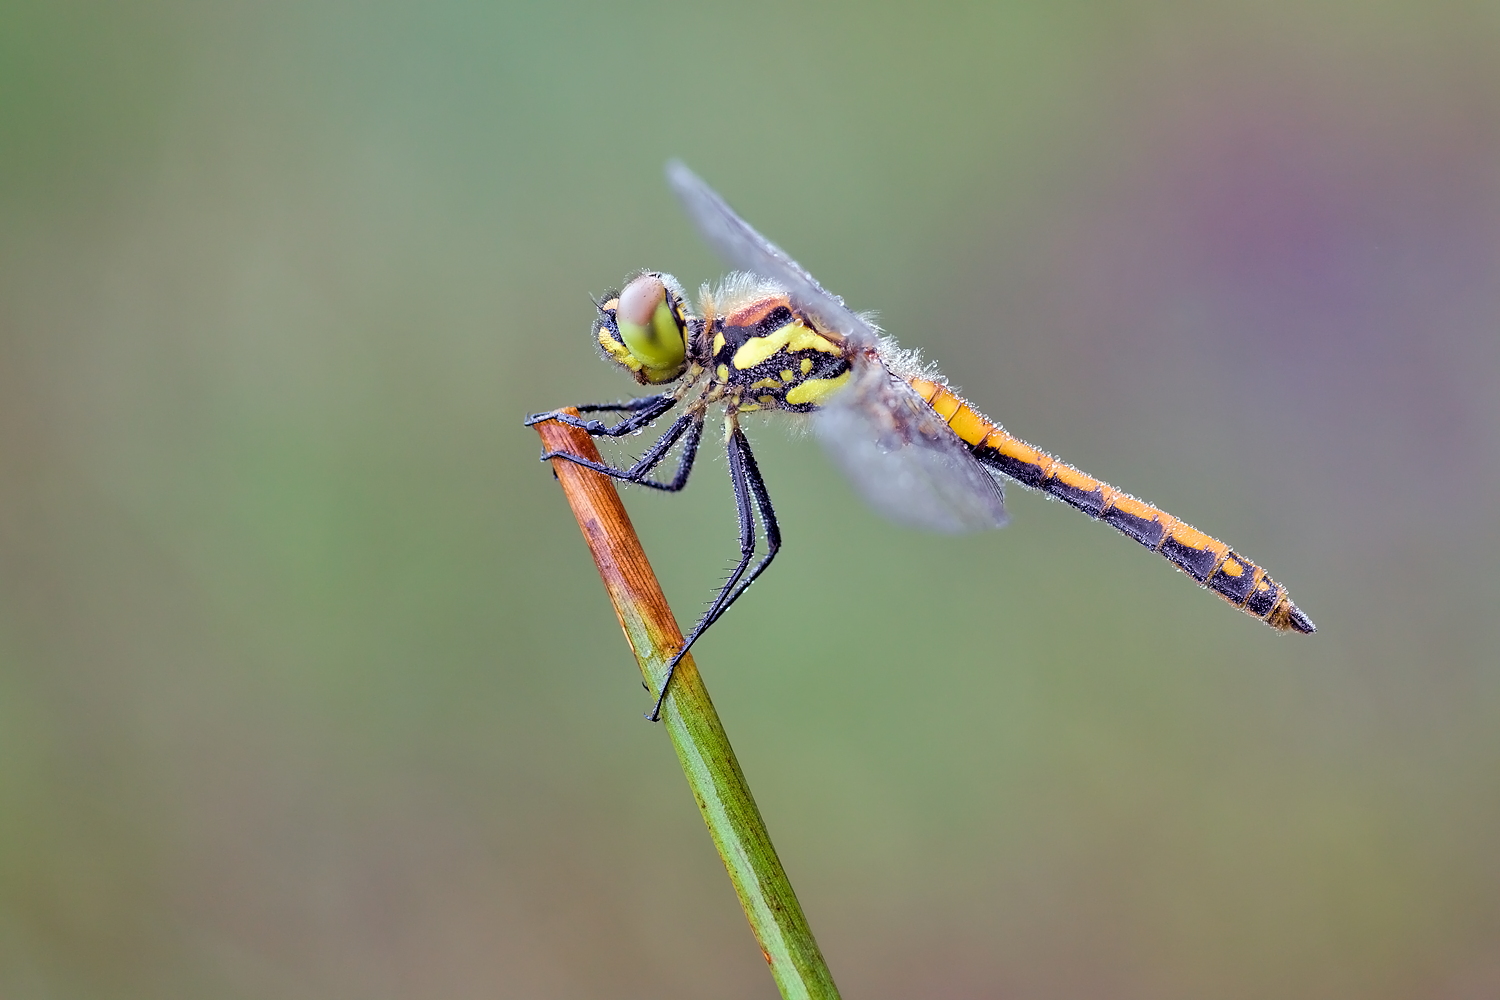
[577,398,669,413]
[690,426,782,621]
[720,429,782,607]
[637,412,705,493]
[541,408,706,492]
[524,391,679,437]
[623,411,705,492]
[648,425,781,721]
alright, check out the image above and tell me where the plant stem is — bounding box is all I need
[534,411,841,1000]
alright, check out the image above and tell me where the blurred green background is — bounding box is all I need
[3,1,1498,997]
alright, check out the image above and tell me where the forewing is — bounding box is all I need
[814,358,1009,533]
[666,160,878,349]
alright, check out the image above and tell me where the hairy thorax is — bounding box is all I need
[704,295,851,413]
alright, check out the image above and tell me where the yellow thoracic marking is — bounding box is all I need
[780,369,795,382]
[785,371,852,407]
[716,363,729,382]
[758,394,776,404]
[795,329,843,354]
[750,377,781,390]
[712,332,726,355]
[739,402,760,412]
[731,324,842,369]
[799,358,813,374]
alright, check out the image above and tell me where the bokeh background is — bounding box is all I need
[3,2,1499,997]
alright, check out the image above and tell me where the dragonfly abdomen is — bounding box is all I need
[906,377,1315,634]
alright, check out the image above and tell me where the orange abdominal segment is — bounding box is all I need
[904,375,1314,633]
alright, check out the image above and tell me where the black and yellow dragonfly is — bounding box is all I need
[528,162,1314,720]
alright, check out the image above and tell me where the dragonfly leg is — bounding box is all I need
[645,413,705,492]
[648,425,780,721]
[524,392,678,437]
[540,408,705,492]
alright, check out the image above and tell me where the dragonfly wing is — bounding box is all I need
[813,358,1009,533]
[666,160,879,349]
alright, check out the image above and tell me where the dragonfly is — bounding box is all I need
[528,161,1315,721]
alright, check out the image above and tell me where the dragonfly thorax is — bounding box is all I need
[704,293,853,413]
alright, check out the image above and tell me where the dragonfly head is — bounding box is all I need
[595,272,690,384]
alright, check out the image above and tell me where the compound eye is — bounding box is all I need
[616,273,687,380]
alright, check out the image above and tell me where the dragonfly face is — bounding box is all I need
[595,272,692,384]
[530,162,1315,721]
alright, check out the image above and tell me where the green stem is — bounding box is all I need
[535,412,840,1000]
